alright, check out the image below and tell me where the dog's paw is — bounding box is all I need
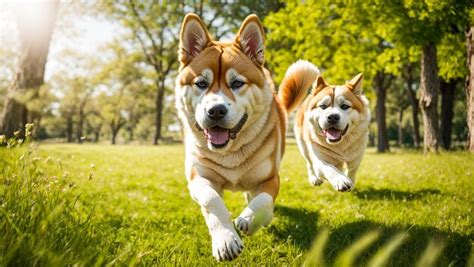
[211,228,243,261]
[330,175,353,192]
[309,174,324,186]
[235,206,273,236]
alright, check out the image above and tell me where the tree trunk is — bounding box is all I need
[66,115,73,143]
[398,108,404,147]
[404,64,421,148]
[0,1,59,138]
[467,26,474,151]
[77,108,84,143]
[111,127,118,145]
[374,72,390,152]
[153,80,165,145]
[440,79,457,150]
[128,127,134,141]
[94,130,100,143]
[419,44,443,153]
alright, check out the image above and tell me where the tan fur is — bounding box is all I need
[278,60,320,112]
[280,61,370,192]
[176,13,298,261]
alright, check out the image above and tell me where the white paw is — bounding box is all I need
[211,228,243,261]
[329,175,353,192]
[235,198,273,236]
[309,174,324,186]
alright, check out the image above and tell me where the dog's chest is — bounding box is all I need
[196,142,277,189]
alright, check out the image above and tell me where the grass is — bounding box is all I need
[1,140,473,266]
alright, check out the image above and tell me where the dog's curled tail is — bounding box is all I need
[278,60,320,113]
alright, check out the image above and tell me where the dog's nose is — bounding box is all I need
[207,104,228,121]
[327,114,340,124]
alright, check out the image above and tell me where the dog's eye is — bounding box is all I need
[319,104,328,110]
[231,80,244,90]
[195,81,208,90]
[341,104,351,110]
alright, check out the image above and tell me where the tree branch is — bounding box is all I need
[128,0,160,69]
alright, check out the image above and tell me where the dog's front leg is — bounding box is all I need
[313,159,353,192]
[188,177,243,261]
[347,154,364,185]
[235,175,278,235]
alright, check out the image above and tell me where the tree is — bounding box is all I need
[376,0,470,152]
[437,32,469,149]
[0,1,59,138]
[419,43,443,152]
[373,71,392,151]
[468,26,474,151]
[95,45,149,145]
[402,61,421,147]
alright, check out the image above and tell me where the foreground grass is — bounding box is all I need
[1,142,473,265]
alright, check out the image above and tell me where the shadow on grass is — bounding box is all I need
[269,204,471,266]
[268,205,319,250]
[353,187,441,201]
[324,220,472,266]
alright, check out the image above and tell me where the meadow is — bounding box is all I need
[1,141,473,266]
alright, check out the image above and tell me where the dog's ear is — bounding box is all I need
[179,13,212,68]
[346,73,363,96]
[312,75,329,95]
[235,14,265,67]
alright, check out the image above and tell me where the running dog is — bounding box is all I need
[279,60,370,192]
[175,14,292,261]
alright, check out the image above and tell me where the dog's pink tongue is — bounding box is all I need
[207,127,229,145]
[325,128,342,140]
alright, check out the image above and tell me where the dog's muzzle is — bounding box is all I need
[195,113,248,148]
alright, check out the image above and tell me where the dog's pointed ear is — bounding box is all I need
[312,75,329,95]
[235,14,265,67]
[346,73,364,96]
[179,13,212,68]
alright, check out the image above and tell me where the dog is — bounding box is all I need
[279,60,370,192]
[175,14,294,261]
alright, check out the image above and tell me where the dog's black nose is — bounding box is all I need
[207,104,228,121]
[327,114,340,124]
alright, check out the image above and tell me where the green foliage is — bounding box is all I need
[0,126,97,265]
[1,142,472,265]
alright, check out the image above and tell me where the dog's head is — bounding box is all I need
[175,14,272,152]
[305,73,366,144]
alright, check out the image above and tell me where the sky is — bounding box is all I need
[0,1,122,81]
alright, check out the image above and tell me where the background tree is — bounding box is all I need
[468,26,474,151]
[0,1,59,137]
[376,0,470,152]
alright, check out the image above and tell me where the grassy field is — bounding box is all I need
[1,141,473,266]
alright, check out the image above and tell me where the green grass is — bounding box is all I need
[1,141,473,266]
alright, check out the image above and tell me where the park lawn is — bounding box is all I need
[1,142,473,266]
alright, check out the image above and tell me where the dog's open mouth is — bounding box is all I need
[323,125,348,143]
[200,113,248,148]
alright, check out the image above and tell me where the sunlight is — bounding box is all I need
[8,1,59,43]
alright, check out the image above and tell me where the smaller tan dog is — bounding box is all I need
[279,60,370,192]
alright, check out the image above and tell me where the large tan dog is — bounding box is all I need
[279,60,370,192]
[175,14,289,261]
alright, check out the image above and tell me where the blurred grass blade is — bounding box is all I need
[467,246,474,267]
[368,232,408,267]
[304,229,329,267]
[416,239,446,267]
[334,231,380,267]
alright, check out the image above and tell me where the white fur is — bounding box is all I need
[188,177,244,261]
[235,192,273,235]
[286,60,320,80]
[297,89,370,192]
